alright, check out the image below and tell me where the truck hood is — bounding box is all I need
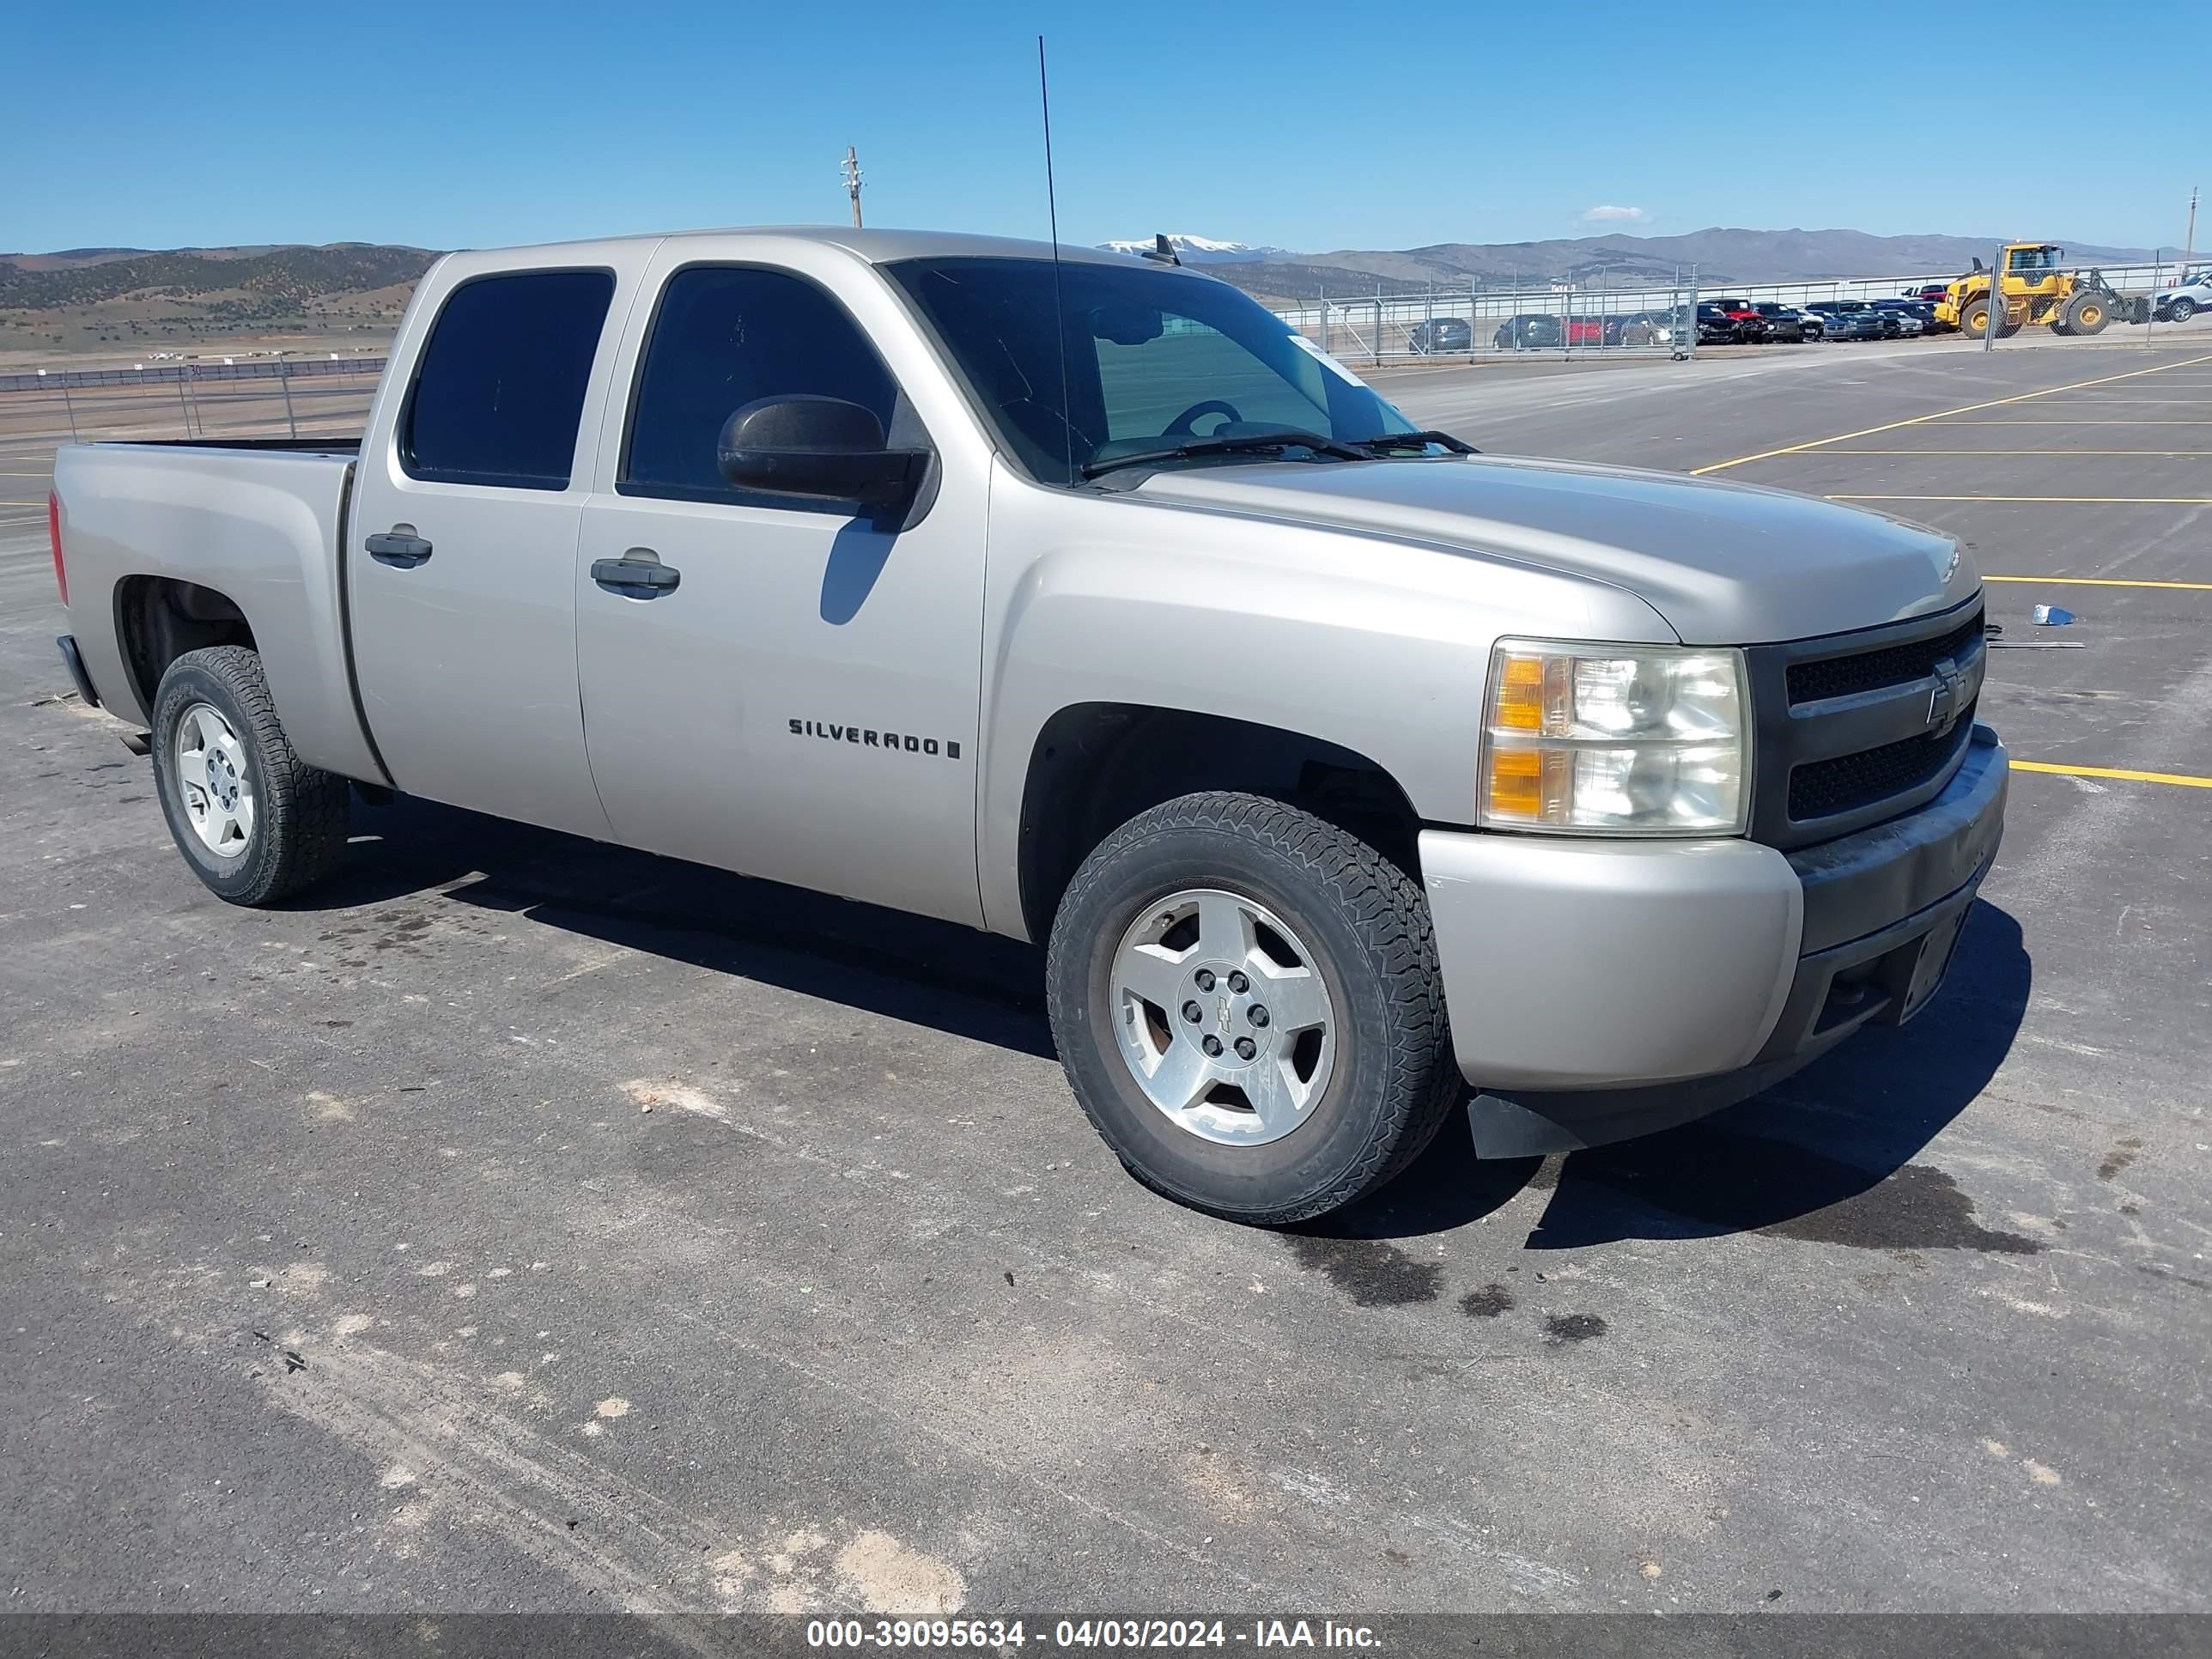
[1134,454,1976,645]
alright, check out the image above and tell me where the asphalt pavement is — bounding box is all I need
[3,329,2208,1624]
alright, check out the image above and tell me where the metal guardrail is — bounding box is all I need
[0,356,386,394]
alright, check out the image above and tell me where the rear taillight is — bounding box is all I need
[48,491,66,605]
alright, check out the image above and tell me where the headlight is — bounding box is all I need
[1478,641,1749,835]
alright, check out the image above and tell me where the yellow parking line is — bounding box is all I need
[1692,352,2212,474]
[1923,420,2212,425]
[1828,495,2212,503]
[1984,575,2212,589]
[1826,449,2212,455]
[2011,760,2212,789]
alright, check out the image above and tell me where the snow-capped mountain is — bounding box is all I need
[1096,234,1294,265]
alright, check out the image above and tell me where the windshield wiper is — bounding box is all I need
[1079,429,1370,480]
[1350,430,1478,455]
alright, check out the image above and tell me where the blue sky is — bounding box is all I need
[7,0,2205,256]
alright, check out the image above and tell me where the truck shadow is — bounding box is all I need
[317,796,2030,1254]
[1317,900,2034,1252]
[317,793,1054,1060]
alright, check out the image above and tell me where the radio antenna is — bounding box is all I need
[1038,35,1075,485]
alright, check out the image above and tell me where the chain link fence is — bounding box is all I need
[1282,273,1701,363]
[0,357,384,541]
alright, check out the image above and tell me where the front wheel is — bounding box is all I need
[2059,291,2111,335]
[150,646,351,906]
[2170,297,2198,322]
[1046,793,1461,1226]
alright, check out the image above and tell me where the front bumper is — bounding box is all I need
[1421,725,2008,1158]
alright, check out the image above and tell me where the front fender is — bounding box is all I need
[973,465,1676,938]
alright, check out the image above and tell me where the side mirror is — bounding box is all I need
[717,395,926,508]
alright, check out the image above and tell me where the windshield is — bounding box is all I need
[886,256,1421,483]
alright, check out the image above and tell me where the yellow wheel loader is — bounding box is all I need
[1936,243,2136,337]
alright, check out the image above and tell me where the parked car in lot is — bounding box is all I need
[1694,301,1747,344]
[1565,315,1607,346]
[1494,313,1565,349]
[1905,283,1952,306]
[1709,298,1771,342]
[2153,269,2210,321]
[1605,310,1685,348]
[1805,301,1888,341]
[50,226,2008,1225]
[1751,302,1806,343]
[1814,301,1899,338]
[1869,300,1930,337]
[1407,317,1473,355]
[1790,307,1827,341]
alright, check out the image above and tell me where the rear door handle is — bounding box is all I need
[591,549,681,596]
[365,525,433,567]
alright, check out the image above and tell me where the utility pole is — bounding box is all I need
[2186,185,2199,268]
[842,147,864,228]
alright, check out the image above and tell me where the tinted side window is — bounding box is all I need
[401,270,613,490]
[623,266,899,505]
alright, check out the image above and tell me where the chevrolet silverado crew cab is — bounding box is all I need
[50,228,2006,1225]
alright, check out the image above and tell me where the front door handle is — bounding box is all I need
[365,525,433,567]
[591,549,682,595]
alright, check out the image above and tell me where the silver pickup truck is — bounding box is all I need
[49,228,2007,1224]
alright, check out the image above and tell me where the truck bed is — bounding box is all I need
[52,439,386,786]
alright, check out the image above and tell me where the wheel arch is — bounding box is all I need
[1012,702,1425,946]
[114,574,258,715]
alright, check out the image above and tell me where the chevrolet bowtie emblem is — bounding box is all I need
[1927,657,1967,737]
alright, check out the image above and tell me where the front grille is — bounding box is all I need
[1788,701,1977,821]
[1744,600,1986,848]
[1787,611,1983,704]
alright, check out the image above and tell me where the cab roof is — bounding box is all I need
[465,225,1153,270]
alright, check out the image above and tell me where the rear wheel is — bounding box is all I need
[1045,793,1461,1226]
[150,646,351,906]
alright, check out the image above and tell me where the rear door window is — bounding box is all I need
[401,270,614,489]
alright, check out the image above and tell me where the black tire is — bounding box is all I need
[2059,291,2112,335]
[149,645,351,906]
[2170,297,2197,323]
[1045,792,1461,1226]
